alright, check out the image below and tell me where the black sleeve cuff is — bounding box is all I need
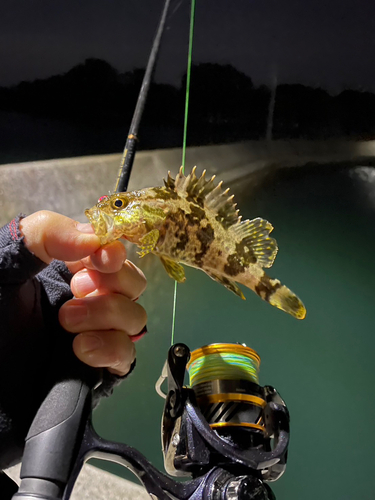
[0,214,47,285]
[92,359,137,407]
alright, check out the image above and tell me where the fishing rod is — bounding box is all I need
[12,2,291,499]
[114,0,172,193]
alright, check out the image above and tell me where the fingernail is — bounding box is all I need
[76,222,94,233]
[64,301,87,327]
[131,325,148,343]
[79,334,103,353]
[73,271,96,296]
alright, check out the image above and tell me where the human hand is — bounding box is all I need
[20,210,147,376]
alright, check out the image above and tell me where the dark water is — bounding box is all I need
[92,163,375,499]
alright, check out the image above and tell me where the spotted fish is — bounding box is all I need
[85,167,306,319]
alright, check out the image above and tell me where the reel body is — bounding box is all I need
[158,343,290,489]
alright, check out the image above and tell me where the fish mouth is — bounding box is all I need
[85,207,114,244]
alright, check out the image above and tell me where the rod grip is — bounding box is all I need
[12,364,97,500]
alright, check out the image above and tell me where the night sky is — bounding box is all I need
[1,0,375,92]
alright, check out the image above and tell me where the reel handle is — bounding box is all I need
[12,361,99,500]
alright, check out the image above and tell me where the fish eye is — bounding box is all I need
[113,198,125,209]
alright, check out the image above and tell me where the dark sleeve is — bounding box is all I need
[0,215,47,284]
[0,216,133,471]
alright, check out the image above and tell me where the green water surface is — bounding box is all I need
[93,163,375,499]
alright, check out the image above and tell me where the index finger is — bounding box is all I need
[66,240,127,275]
[71,260,147,300]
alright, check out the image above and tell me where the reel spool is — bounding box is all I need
[187,344,266,449]
[158,342,289,485]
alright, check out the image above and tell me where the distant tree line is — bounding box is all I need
[1,58,375,149]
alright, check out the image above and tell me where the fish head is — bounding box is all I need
[85,192,139,245]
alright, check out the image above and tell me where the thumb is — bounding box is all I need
[20,211,101,264]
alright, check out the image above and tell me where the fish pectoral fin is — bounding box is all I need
[137,229,160,258]
[160,256,186,283]
[206,271,246,300]
[231,217,278,268]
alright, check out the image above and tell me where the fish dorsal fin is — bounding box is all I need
[163,171,176,190]
[231,217,278,268]
[171,167,240,227]
[163,169,277,266]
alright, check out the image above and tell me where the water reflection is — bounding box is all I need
[349,166,375,209]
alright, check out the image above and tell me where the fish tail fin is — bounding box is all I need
[245,271,306,319]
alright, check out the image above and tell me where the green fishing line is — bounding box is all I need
[181,0,196,172]
[188,353,260,386]
[170,279,178,345]
[170,0,196,346]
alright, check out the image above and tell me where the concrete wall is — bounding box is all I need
[5,463,149,500]
[2,139,375,226]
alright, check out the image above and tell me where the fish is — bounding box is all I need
[85,167,306,319]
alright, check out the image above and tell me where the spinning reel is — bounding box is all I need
[156,343,289,498]
[12,342,289,500]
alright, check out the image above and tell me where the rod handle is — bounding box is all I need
[12,370,95,500]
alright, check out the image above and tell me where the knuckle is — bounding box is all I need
[34,210,59,230]
[108,335,135,372]
[138,272,147,293]
[126,261,147,287]
[133,303,148,330]
[108,351,123,369]
[140,305,148,325]
[88,294,147,334]
[35,210,52,221]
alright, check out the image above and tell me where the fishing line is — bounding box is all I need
[181,0,196,171]
[170,0,196,346]
[169,0,184,21]
[186,344,266,432]
[187,344,261,387]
